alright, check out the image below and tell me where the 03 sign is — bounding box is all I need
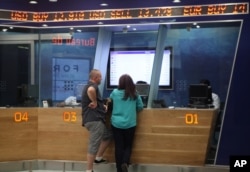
[63,111,77,122]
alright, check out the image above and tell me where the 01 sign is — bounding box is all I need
[185,113,198,124]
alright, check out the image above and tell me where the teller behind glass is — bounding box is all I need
[199,79,220,109]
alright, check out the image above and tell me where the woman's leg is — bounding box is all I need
[112,125,124,172]
[123,126,136,165]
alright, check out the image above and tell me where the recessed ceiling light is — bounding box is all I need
[100,3,108,6]
[2,28,8,32]
[173,0,181,3]
[42,24,48,27]
[49,0,58,2]
[76,29,82,32]
[29,0,38,4]
[97,22,104,25]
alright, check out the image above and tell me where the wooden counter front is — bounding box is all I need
[0,108,38,161]
[0,107,217,165]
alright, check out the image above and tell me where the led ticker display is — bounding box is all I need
[0,2,248,23]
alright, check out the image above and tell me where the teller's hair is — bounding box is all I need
[200,79,210,86]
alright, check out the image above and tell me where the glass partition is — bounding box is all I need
[0,43,33,107]
[0,20,241,108]
[38,31,98,106]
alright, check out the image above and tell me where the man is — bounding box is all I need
[81,69,112,172]
[200,79,220,109]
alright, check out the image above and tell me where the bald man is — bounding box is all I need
[81,69,112,172]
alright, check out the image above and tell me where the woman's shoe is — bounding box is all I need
[121,163,128,172]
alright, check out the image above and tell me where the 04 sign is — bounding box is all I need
[14,112,29,122]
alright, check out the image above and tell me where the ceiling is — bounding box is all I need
[1,0,191,11]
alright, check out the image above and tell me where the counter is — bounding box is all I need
[0,107,217,165]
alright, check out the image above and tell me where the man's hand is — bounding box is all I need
[103,104,108,112]
[88,101,97,108]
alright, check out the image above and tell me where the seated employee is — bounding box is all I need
[200,79,220,109]
[56,96,80,107]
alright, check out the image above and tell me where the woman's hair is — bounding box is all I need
[118,74,137,100]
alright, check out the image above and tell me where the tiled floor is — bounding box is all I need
[0,160,229,172]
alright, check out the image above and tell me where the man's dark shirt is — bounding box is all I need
[81,81,106,126]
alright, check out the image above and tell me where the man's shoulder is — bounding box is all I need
[212,93,219,98]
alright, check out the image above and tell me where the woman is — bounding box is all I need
[109,74,144,172]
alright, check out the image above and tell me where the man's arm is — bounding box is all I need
[87,86,97,108]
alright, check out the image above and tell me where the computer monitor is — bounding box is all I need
[135,84,150,108]
[135,84,150,96]
[106,47,173,90]
[188,84,212,108]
